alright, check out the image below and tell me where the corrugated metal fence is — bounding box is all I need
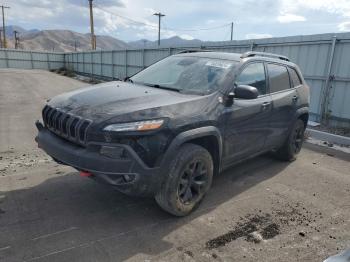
[0,49,64,70]
[1,32,350,127]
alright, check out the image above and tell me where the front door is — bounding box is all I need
[222,62,272,168]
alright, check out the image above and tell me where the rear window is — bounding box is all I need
[289,67,302,87]
[267,64,290,93]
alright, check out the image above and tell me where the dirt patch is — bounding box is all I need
[206,213,278,249]
[0,150,52,175]
[206,203,322,249]
[261,223,280,239]
[309,125,350,138]
[184,250,194,257]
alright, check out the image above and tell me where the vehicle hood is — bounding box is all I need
[47,81,209,123]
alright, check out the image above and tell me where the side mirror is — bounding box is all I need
[234,85,259,99]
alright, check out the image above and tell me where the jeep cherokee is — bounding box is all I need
[35,51,310,216]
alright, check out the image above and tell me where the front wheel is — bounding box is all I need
[155,143,213,216]
[274,119,305,161]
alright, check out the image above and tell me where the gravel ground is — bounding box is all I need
[0,69,349,262]
[308,125,350,138]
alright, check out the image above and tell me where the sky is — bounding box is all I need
[2,0,350,42]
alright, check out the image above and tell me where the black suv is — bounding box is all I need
[35,51,309,216]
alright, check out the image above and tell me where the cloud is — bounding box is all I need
[338,21,350,31]
[245,33,273,39]
[179,34,195,40]
[277,13,306,23]
[67,0,125,8]
[280,0,350,17]
[4,0,350,42]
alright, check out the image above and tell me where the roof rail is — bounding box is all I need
[177,49,212,54]
[240,51,290,61]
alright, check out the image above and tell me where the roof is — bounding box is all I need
[174,50,297,67]
[174,51,242,62]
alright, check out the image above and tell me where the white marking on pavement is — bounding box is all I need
[31,227,78,241]
[0,246,11,251]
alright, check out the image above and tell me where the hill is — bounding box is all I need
[1,25,212,51]
[1,26,129,52]
[129,36,203,48]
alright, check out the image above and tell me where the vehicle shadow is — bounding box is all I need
[0,154,290,262]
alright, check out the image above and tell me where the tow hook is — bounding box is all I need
[80,171,93,177]
[35,120,44,131]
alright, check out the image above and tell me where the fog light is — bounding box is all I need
[123,174,135,183]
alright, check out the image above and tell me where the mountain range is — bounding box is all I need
[0,25,207,52]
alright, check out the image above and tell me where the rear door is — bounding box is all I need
[265,63,299,149]
[222,62,272,167]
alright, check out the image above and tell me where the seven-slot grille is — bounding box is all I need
[42,105,92,146]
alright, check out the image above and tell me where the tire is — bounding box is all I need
[155,143,214,216]
[274,119,305,161]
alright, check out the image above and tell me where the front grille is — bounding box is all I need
[42,105,92,146]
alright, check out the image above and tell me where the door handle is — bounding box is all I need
[261,102,271,110]
[292,95,299,102]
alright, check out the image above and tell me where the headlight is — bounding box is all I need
[103,119,164,132]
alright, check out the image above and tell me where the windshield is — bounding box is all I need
[131,55,238,94]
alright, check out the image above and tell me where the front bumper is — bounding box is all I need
[35,121,162,196]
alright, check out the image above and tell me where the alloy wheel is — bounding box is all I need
[178,160,208,204]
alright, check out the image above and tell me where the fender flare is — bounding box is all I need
[295,107,309,119]
[160,126,223,171]
[286,107,309,132]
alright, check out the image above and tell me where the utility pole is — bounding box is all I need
[1,5,10,48]
[88,0,96,50]
[14,30,19,49]
[230,22,233,41]
[153,12,165,47]
[94,34,96,49]
[0,29,2,48]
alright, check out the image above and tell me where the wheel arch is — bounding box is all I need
[295,107,309,128]
[161,126,223,176]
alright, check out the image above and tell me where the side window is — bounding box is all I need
[289,67,302,87]
[236,63,266,95]
[267,64,290,93]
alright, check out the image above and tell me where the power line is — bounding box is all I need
[94,4,158,28]
[94,5,231,33]
[165,23,231,32]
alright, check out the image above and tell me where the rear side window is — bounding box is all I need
[236,63,266,95]
[267,64,290,93]
[289,68,302,87]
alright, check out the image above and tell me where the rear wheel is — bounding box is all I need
[274,119,305,161]
[155,143,213,216]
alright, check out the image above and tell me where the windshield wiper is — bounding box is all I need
[142,83,180,92]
